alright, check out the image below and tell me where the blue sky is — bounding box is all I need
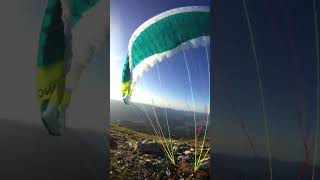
[110,0,211,112]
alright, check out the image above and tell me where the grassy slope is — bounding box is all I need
[110,122,210,179]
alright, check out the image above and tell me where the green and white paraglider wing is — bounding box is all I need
[121,6,210,104]
[37,0,107,136]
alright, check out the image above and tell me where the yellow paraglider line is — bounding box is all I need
[134,103,175,164]
[243,0,273,179]
[195,34,211,170]
[312,0,320,179]
[156,64,175,161]
[132,74,176,164]
[196,107,210,170]
[151,100,176,163]
[178,33,199,171]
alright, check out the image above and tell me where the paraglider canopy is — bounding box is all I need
[37,0,108,135]
[121,6,210,105]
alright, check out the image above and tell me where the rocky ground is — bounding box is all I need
[110,123,210,180]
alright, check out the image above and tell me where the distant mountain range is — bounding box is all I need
[110,99,210,138]
[213,153,320,179]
